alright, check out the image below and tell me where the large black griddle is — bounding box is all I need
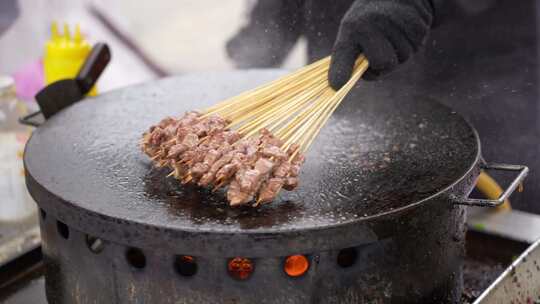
[24,70,481,257]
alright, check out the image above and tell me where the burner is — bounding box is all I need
[1,232,529,304]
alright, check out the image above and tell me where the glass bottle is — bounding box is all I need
[0,75,36,221]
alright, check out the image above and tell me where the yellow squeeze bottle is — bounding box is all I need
[43,22,97,96]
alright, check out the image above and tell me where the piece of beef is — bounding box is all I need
[157,116,176,128]
[176,126,194,141]
[258,178,284,204]
[236,168,258,192]
[205,114,230,134]
[181,147,206,165]
[289,153,305,177]
[177,111,201,127]
[169,161,188,179]
[189,143,231,178]
[261,145,288,160]
[149,128,167,146]
[204,149,222,166]
[191,162,210,179]
[167,143,187,159]
[283,177,299,190]
[163,124,179,138]
[273,161,291,178]
[215,161,240,187]
[216,130,242,144]
[166,133,199,159]
[260,128,284,147]
[228,179,253,206]
[234,157,275,203]
[199,151,235,186]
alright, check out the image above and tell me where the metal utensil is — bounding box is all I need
[474,238,540,303]
[20,43,111,126]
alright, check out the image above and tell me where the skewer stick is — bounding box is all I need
[300,58,369,152]
[265,84,328,133]
[204,57,331,116]
[276,90,331,144]
[213,180,228,191]
[232,76,327,131]
[204,56,330,113]
[239,80,329,137]
[220,65,329,121]
[281,57,368,160]
[297,90,337,151]
[283,91,335,149]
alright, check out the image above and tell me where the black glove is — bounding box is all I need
[226,0,305,68]
[328,0,435,89]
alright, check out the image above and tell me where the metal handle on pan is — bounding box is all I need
[453,163,529,207]
[19,110,44,127]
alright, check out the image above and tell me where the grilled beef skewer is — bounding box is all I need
[141,112,305,206]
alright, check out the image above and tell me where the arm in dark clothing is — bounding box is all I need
[226,0,305,68]
[0,0,19,36]
[328,0,435,89]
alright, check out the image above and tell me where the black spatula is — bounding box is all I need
[20,43,111,126]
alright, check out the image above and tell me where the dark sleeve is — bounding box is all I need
[226,0,305,68]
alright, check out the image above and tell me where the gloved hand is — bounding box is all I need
[328,0,435,89]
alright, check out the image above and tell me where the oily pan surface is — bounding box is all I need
[24,70,478,233]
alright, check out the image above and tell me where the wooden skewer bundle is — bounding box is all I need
[205,56,368,154]
[141,55,369,206]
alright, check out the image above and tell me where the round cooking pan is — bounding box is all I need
[24,70,527,257]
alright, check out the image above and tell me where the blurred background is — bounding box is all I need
[0,0,306,92]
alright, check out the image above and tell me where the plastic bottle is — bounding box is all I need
[44,22,97,96]
[0,76,36,221]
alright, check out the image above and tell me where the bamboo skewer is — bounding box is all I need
[207,56,368,153]
[204,57,331,116]
[218,67,329,122]
[300,59,369,151]
[239,80,329,137]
